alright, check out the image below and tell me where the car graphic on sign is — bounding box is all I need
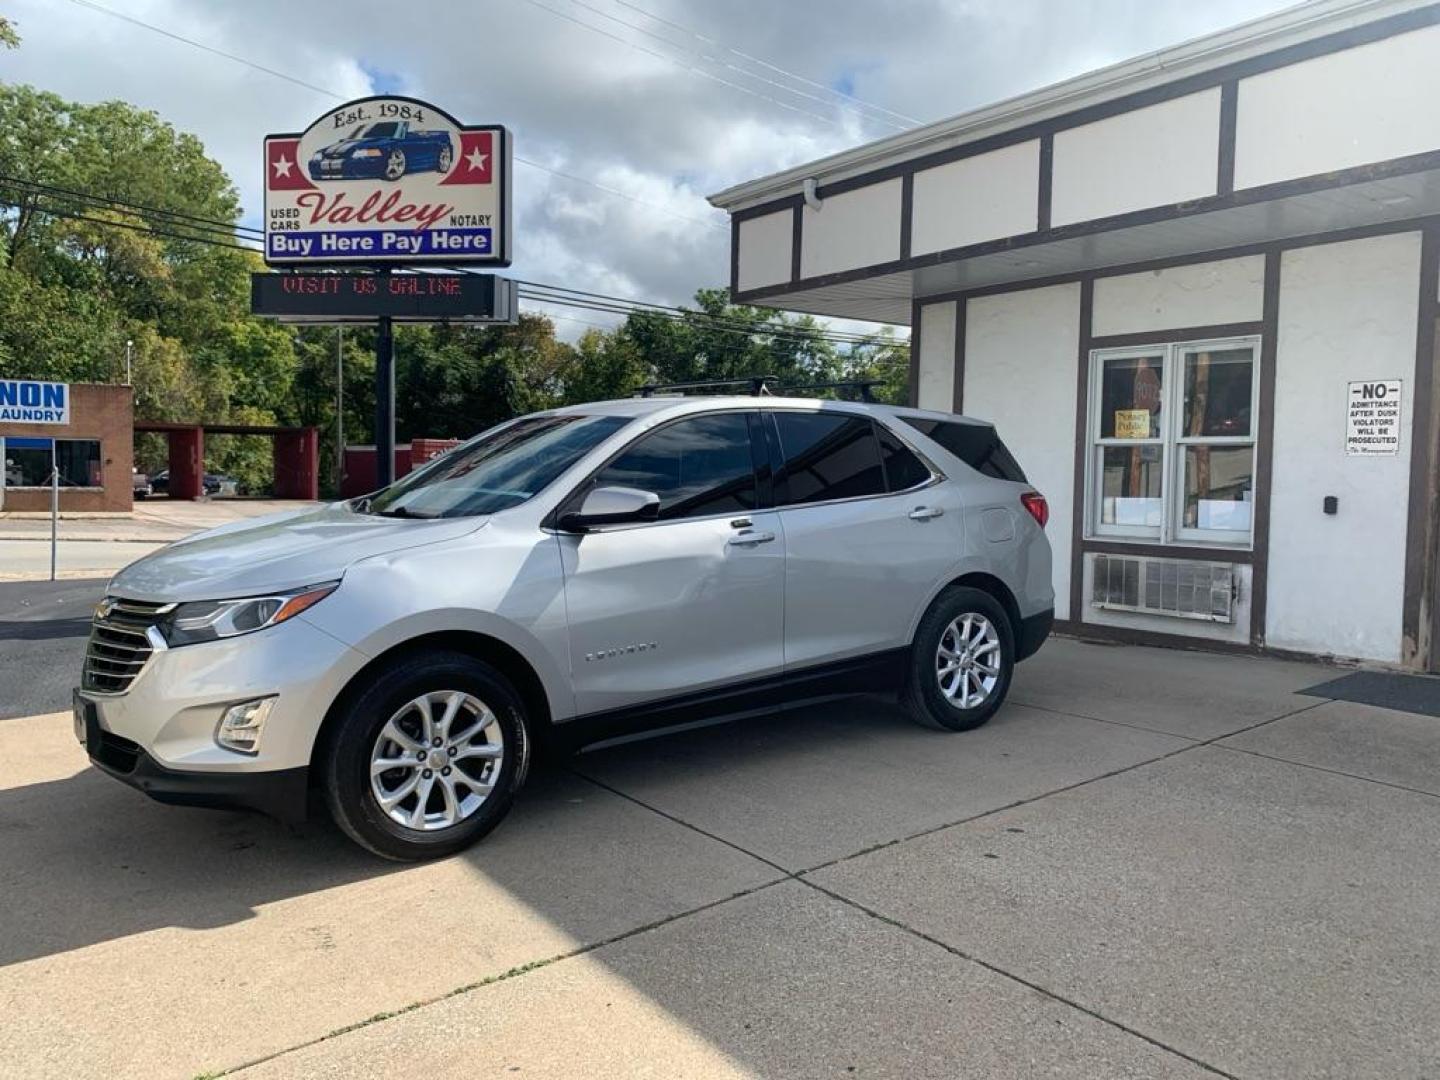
[308,121,453,182]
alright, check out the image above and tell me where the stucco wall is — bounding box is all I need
[911,140,1039,256]
[1265,231,1422,660]
[800,179,902,279]
[1092,255,1265,336]
[915,301,957,413]
[736,210,792,292]
[964,283,1082,620]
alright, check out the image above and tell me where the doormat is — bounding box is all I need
[1299,670,1440,718]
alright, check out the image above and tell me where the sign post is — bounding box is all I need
[257,95,514,493]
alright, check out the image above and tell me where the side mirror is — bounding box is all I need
[559,485,660,532]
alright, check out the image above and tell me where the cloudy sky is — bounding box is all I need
[4,0,1297,336]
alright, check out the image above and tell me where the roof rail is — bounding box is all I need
[636,376,778,398]
[634,376,883,402]
[776,380,883,403]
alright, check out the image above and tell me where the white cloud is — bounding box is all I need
[6,0,1296,339]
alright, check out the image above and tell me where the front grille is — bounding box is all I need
[83,598,172,694]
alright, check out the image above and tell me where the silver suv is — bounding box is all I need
[75,395,1054,860]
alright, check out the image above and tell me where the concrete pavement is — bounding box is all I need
[3,636,1440,1078]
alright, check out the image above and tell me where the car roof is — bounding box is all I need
[550,395,995,427]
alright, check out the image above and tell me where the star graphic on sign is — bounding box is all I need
[272,155,293,178]
[465,147,488,172]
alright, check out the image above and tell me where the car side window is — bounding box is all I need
[877,425,933,492]
[901,417,1029,484]
[772,412,886,506]
[592,412,757,521]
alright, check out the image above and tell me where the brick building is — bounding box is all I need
[0,382,134,512]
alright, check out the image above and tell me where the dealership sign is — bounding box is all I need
[263,96,511,267]
[0,380,69,424]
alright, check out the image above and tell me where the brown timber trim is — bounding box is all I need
[1217,80,1238,197]
[732,149,1440,305]
[1036,133,1054,233]
[1248,251,1282,647]
[790,204,803,283]
[1403,224,1440,667]
[729,219,740,295]
[899,172,914,261]
[1081,539,1255,564]
[724,5,1440,224]
[1068,278,1094,623]
[1089,321,1263,350]
[952,297,966,413]
[907,298,923,407]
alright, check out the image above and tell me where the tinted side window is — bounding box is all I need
[772,413,885,506]
[877,425,932,491]
[593,412,757,520]
[901,417,1028,483]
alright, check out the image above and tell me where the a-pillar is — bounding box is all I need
[273,427,319,500]
[167,426,204,499]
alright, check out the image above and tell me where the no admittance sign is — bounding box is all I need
[1346,379,1402,456]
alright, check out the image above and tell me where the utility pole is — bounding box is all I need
[374,269,395,488]
[124,339,133,386]
[335,326,345,496]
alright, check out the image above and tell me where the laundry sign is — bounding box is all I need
[1345,379,1402,456]
[0,380,68,424]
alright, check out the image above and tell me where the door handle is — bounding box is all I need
[908,506,944,520]
[727,530,776,547]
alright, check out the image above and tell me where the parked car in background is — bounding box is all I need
[132,470,152,499]
[145,470,232,497]
[75,394,1054,861]
[308,121,453,182]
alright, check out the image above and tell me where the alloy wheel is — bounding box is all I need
[369,690,505,832]
[936,613,1002,709]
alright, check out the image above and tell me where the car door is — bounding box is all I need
[557,410,785,717]
[766,409,962,669]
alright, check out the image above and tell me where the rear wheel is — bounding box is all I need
[322,651,530,860]
[437,145,453,172]
[902,586,1014,732]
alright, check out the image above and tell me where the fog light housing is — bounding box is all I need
[217,697,275,755]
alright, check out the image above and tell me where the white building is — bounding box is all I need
[709,0,1440,668]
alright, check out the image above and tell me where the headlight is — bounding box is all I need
[353,148,383,158]
[163,582,338,647]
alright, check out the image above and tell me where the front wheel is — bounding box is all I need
[902,586,1014,732]
[322,651,530,860]
[383,149,407,181]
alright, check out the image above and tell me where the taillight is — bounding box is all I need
[1020,491,1049,528]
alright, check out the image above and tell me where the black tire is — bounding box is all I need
[902,586,1015,732]
[322,651,530,861]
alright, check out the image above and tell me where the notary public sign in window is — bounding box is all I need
[263,96,511,267]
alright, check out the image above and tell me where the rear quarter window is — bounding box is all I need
[901,417,1028,484]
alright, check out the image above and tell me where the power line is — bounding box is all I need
[1,175,259,244]
[4,182,907,350]
[544,0,907,131]
[61,0,729,234]
[515,0,842,130]
[608,0,920,128]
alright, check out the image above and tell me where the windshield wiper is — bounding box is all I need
[374,506,432,519]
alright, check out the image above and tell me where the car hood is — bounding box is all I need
[108,504,485,603]
[322,138,384,157]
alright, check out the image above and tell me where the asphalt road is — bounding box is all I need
[0,577,105,719]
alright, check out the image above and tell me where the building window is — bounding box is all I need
[2,437,103,488]
[1088,338,1258,547]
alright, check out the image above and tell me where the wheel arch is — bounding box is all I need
[310,630,556,777]
[910,571,1023,647]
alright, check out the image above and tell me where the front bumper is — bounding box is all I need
[74,611,369,818]
[77,693,308,821]
[309,156,385,181]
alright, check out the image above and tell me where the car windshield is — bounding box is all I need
[360,414,630,519]
[363,122,400,138]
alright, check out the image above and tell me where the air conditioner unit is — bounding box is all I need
[1092,554,1237,623]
